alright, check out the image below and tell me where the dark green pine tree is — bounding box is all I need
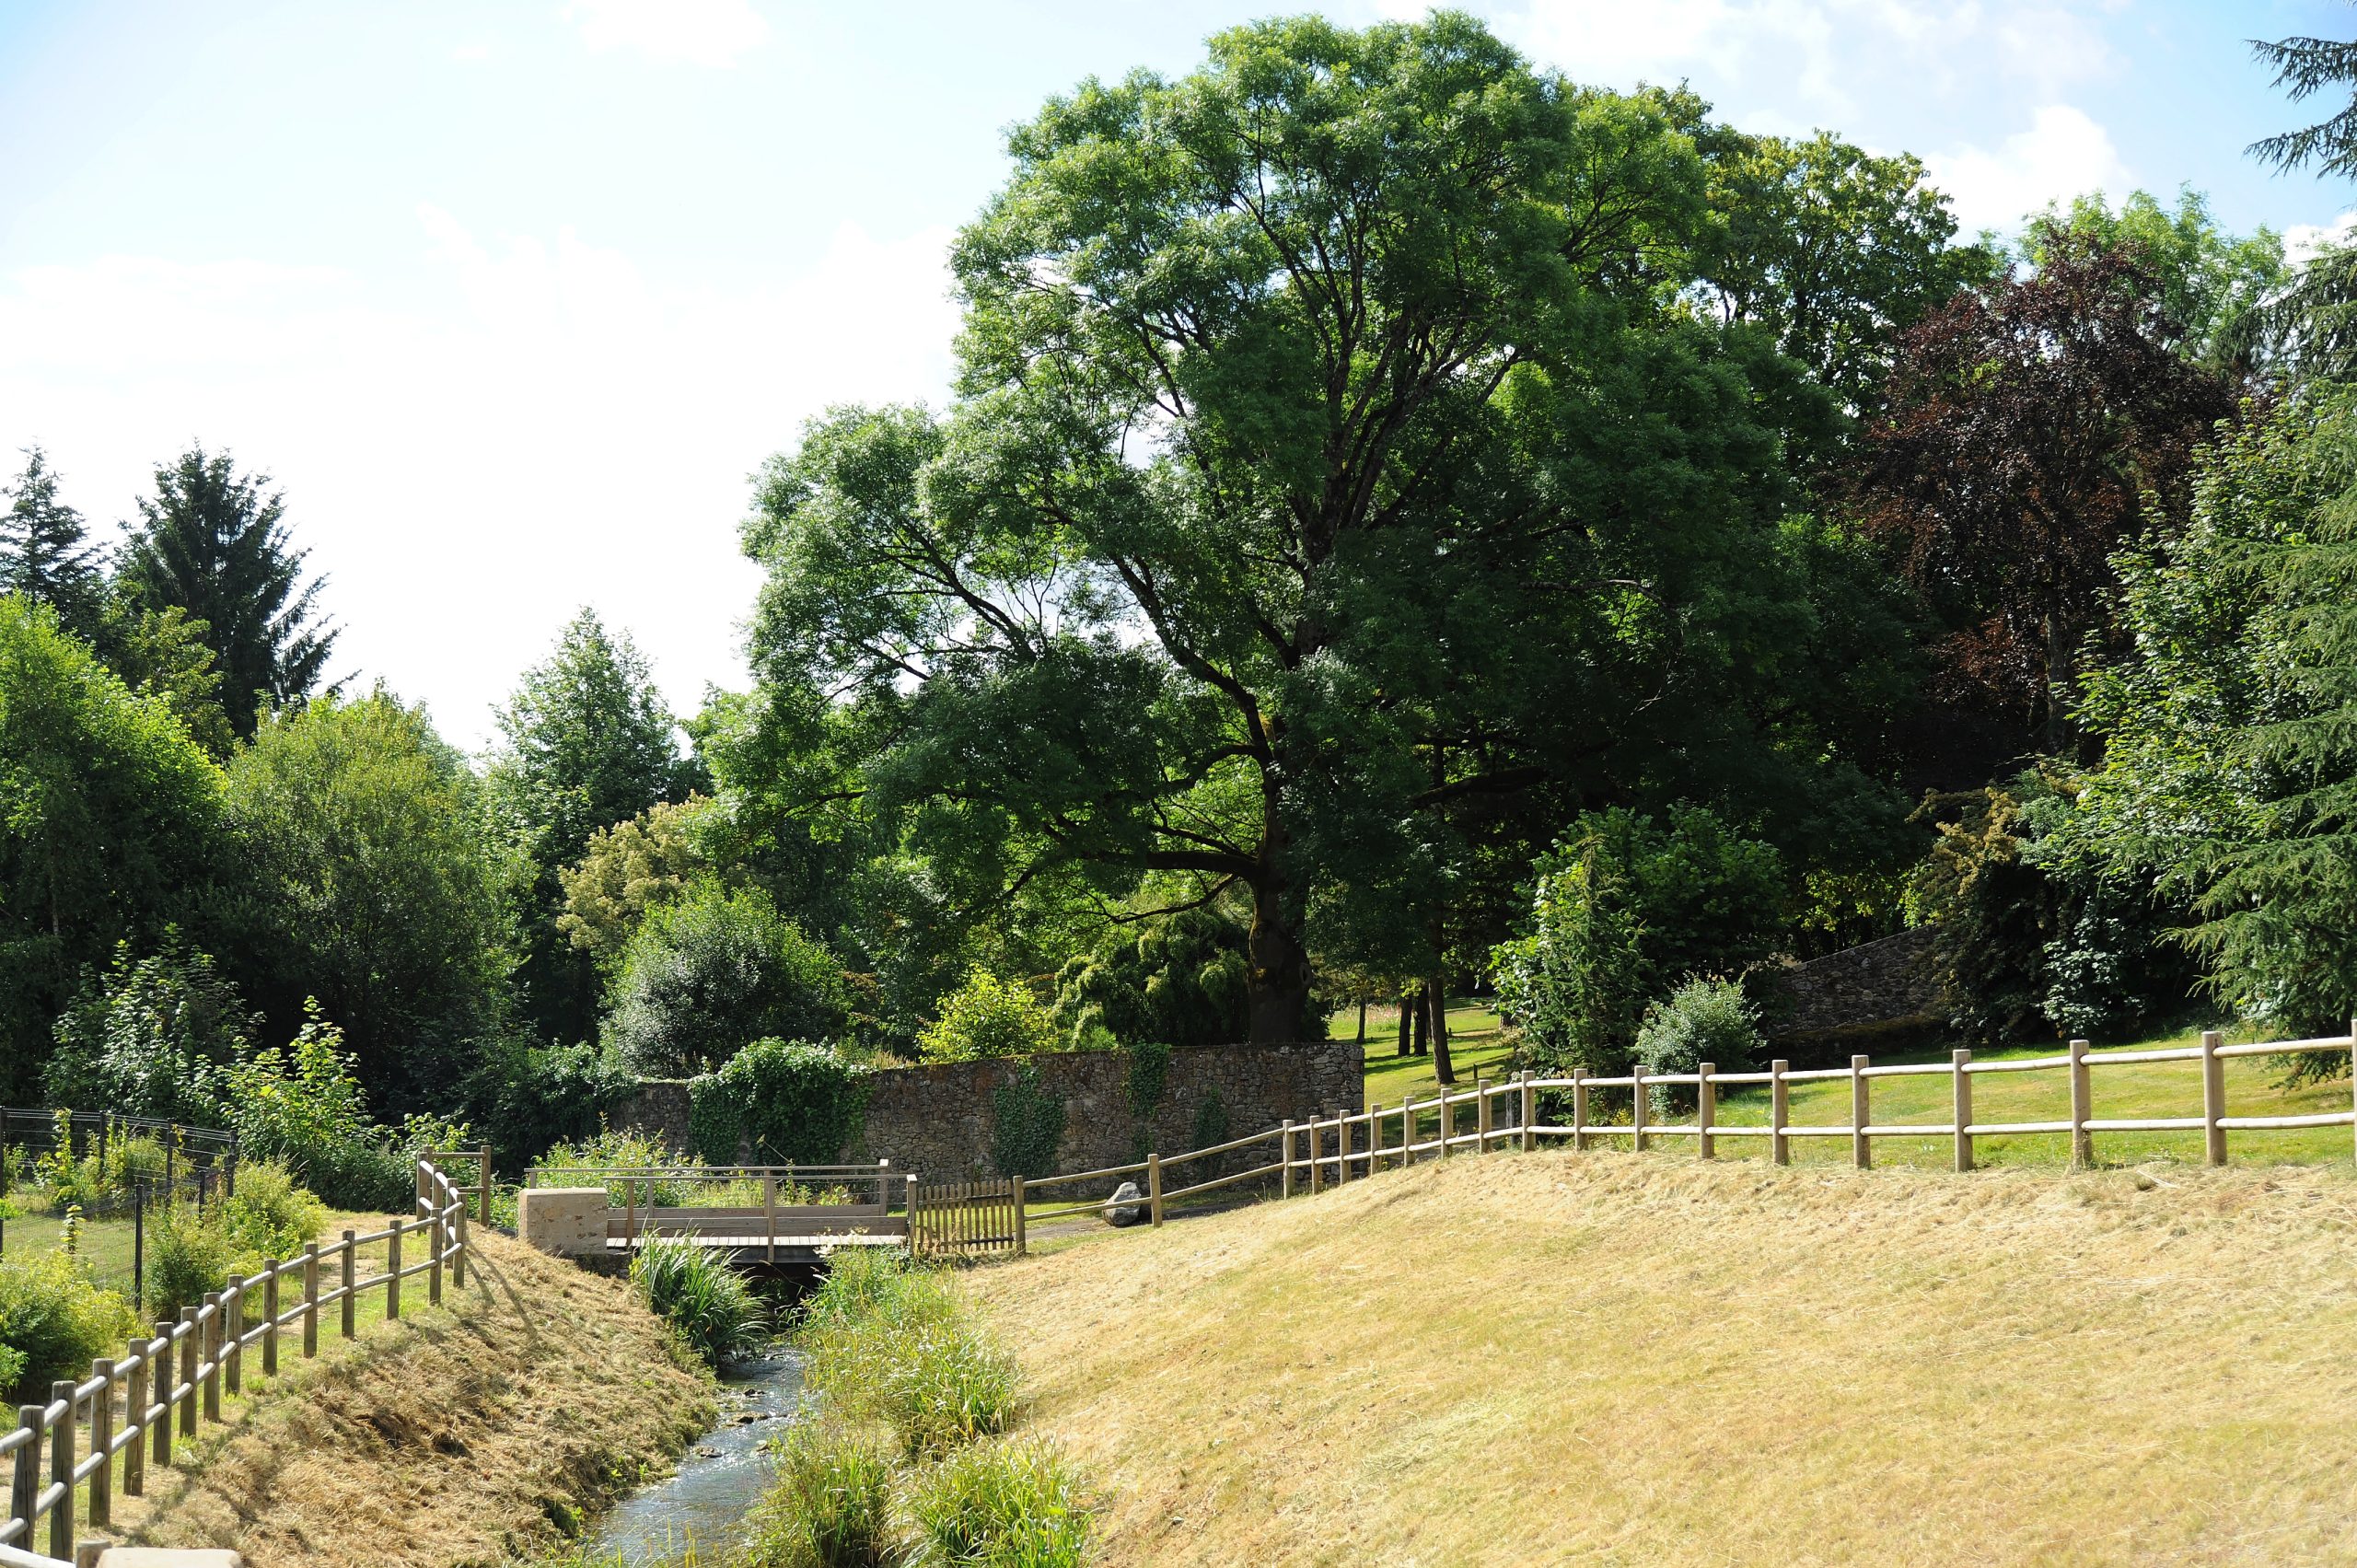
[117,447,337,739]
[2250,19,2357,179]
[0,447,108,638]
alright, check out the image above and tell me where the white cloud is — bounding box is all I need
[562,0,769,68]
[1923,103,2132,232]
[2285,211,2357,265]
[0,213,958,749]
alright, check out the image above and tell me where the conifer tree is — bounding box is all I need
[118,446,337,739]
[0,447,106,638]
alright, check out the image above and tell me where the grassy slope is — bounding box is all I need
[113,1226,712,1568]
[969,1150,2357,1566]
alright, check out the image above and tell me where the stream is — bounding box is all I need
[587,1350,806,1563]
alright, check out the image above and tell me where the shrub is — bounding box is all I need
[902,1437,1091,1568]
[688,1038,870,1166]
[604,882,851,1076]
[534,1126,694,1206]
[466,1038,634,1174]
[1050,907,1248,1050]
[149,1202,236,1318]
[918,968,1058,1064]
[629,1236,767,1365]
[0,1249,138,1400]
[220,1160,328,1267]
[990,1066,1064,1181]
[739,1421,900,1568]
[1634,977,1763,1117]
[45,936,253,1122]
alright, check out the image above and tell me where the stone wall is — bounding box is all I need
[1755,925,1946,1062]
[614,1039,1364,1183]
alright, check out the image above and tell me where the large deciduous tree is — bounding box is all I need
[118,447,337,739]
[739,16,1916,1041]
[1859,222,2235,754]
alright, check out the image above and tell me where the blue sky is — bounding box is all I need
[2,0,2351,749]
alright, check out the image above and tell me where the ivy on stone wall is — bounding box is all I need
[688,1038,870,1165]
[992,1063,1065,1179]
[1190,1089,1229,1152]
[1122,1040,1172,1160]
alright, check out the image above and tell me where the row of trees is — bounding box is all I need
[10,12,2357,1152]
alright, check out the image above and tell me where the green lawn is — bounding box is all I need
[2,1211,142,1295]
[1336,997,1517,1106]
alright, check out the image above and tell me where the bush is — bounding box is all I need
[149,1201,236,1318]
[1051,907,1248,1050]
[220,1159,328,1267]
[688,1038,871,1166]
[534,1127,694,1206]
[629,1236,767,1365]
[1634,977,1763,1117]
[604,882,851,1076]
[466,1038,634,1175]
[739,1421,900,1568]
[902,1437,1091,1568]
[918,968,1058,1063]
[0,1249,138,1400]
[45,936,253,1121]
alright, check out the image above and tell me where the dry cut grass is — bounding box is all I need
[967,1149,2357,1566]
[111,1226,713,1568]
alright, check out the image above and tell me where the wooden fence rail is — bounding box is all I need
[991,1028,2357,1253]
[0,1152,482,1566]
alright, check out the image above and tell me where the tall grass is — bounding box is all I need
[630,1237,768,1365]
[797,1251,1019,1458]
[901,1439,1090,1568]
[736,1421,899,1568]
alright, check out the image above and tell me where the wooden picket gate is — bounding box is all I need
[910,1178,1023,1258]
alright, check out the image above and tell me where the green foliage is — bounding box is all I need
[688,1038,870,1165]
[796,1251,1020,1461]
[918,968,1057,1063]
[116,445,335,739]
[2025,189,2285,377]
[990,1066,1064,1181]
[220,1159,328,1266]
[466,1039,634,1174]
[215,1002,459,1211]
[46,936,253,1121]
[605,881,850,1076]
[1493,807,1784,1079]
[1051,909,1248,1051]
[901,1438,1092,1568]
[0,594,226,1102]
[628,1236,767,1365]
[2063,394,2357,1062]
[1189,1091,1229,1154]
[149,1201,235,1318]
[739,1421,900,1568]
[1635,977,1763,1117]
[1121,1040,1171,1158]
[556,796,709,976]
[0,1248,136,1400]
[531,1128,693,1206]
[0,447,106,641]
[223,689,517,1113]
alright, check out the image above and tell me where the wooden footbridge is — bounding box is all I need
[521,1162,1018,1261]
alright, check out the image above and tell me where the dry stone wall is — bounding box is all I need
[614,1039,1364,1182]
[1755,925,1946,1062]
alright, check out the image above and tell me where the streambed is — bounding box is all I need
[587,1349,805,1563]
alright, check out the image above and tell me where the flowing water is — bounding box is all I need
[587,1350,805,1564]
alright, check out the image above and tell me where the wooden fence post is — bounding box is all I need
[428,1209,445,1307]
[122,1341,147,1497]
[905,1176,920,1256]
[1851,1056,1871,1169]
[301,1244,319,1358]
[262,1264,279,1376]
[1147,1153,1163,1228]
[1520,1071,1537,1154]
[1697,1063,1716,1161]
[223,1282,240,1394]
[1333,1110,1349,1186]
[455,1192,469,1289]
[46,1380,72,1561]
[1631,1064,1648,1152]
[176,1309,197,1437]
[1401,1101,1417,1166]
[1771,1059,1790,1167]
[87,1358,112,1527]
[2350,1017,2356,1167]
[1012,1175,1027,1257]
[1280,1122,1295,1198]
[1307,1120,1322,1195]
[1571,1070,1589,1152]
[477,1147,493,1225]
[339,1230,356,1340]
[386,1219,403,1321]
[2069,1038,2093,1167]
[1953,1049,1974,1172]
[201,1295,221,1423]
[157,1321,180,1461]
[10,1407,38,1541]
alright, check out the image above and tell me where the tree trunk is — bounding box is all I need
[1411,987,1429,1055]
[1429,974,1454,1086]
[1355,999,1366,1046]
[1244,817,1312,1043]
[2043,606,2075,757]
[1396,997,1411,1057]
